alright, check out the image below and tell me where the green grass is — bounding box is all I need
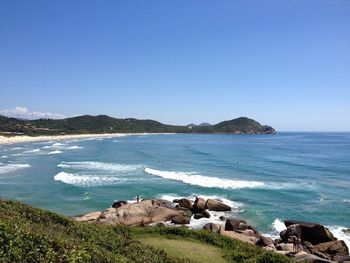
[131,227,291,263]
[0,198,291,262]
[137,236,228,263]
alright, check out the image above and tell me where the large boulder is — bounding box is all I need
[98,202,188,226]
[203,223,222,233]
[74,211,102,223]
[280,224,302,243]
[173,198,192,210]
[225,218,248,231]
[192,197,206,213]
[256,235,275,249]
[171,215,191,225]
[219,229,258,245]
[284,220,336,245]
[205,199,231,211]
[225,219,258,234]
[193,210,211,219]
[313,240,349,259]
[293,251,333,263]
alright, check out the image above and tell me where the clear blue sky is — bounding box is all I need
[1,1,349,131]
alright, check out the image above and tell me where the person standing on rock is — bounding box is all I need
[291,235,298,252]
[136,195,141,203]
[296,237,302,252]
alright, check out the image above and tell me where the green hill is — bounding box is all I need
[0,115,275,136]
[0,199,289,262]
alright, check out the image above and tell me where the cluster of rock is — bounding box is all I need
[74,197,349,262]
[203,219,349,262]
[74,197,230,226]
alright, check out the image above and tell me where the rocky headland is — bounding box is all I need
[75,196,350,263]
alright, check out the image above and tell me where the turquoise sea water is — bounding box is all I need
[0,132,349,243]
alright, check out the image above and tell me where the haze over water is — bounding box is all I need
[0,132,349,244]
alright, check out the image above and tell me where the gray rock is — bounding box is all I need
[280,224,302,243]
[173,198,192,209]
[313,240,349,259]
[192,197,206,213]
[284,220,336,245]
[202,223,222,233]
[205,199,231,211]
[171,215,191,225]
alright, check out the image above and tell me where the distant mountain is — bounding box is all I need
[0,115,275,136]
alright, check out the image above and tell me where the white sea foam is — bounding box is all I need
[9,147,23,151]
[58,161,141,172]
[48,150,63,155]
[158,193,242,229]
[23,148,40,153]
[67,146,83,150]
[145,168,265,189]
[54,171,123,187]
[1,155,8,159]
[0,163,31,174]
[42,145,52,149]
[52,143,66,147]
[272,218,287,233]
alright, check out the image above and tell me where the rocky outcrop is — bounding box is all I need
[193,210,210,219]
[141,198,174,208]
[74,197,349,263]
[75,199,190,226]
[203,223,222,233]
[280,224,302,243]
[219,228,258,244]
[205,199,231,211]
[284,220,336,245]
[74,211,102,222]
[224,219,258,234]
[192,197,206,213]
[313,240,349,259]
[173,198,192,209]
[171,215,191,225]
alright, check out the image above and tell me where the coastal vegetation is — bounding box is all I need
[0,198,288,262]
[0,115,275,136]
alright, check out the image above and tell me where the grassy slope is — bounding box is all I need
[0,199,290,262]
[137,236,228,263]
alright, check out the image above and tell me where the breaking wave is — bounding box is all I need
[23,148,40,153]
[52,143,66,147]
[54,171,123,187]
[67,146,83,150]
[57,161,141,172]
[0,163,31,174]
[48,150,63,155]
[144,168,265,189]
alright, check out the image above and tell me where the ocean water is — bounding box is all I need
[0,133,349,247]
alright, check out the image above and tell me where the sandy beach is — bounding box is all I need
[0,133,169,145]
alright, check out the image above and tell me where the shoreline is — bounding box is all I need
[0,133,174,145]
